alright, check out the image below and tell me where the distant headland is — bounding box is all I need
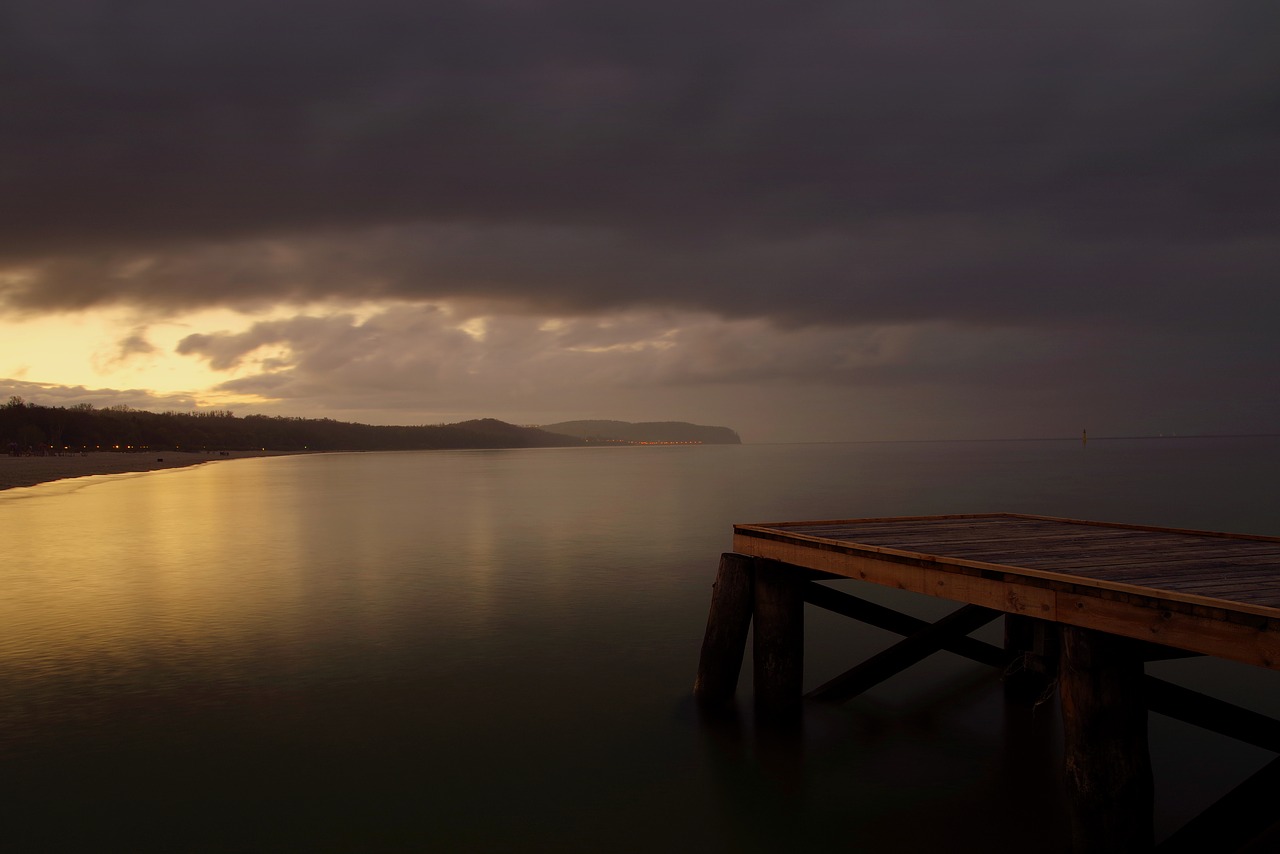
[539,420,742,445]
[0,397,740,454]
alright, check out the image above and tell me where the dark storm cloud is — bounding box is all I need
[3,0,1279,327]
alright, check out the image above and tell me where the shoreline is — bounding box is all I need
[0,450,297,492]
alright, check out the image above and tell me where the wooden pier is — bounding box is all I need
[695,513,1280,853]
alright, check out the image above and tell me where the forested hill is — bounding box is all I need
[0,400,584,452]
[539,420,742,445]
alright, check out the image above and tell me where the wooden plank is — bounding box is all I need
[1062,585,1280,607]
[794,536,1280,572]
[1055,591,1280,669]
[769,512,1280,544]
[751,512,1018,530]
[734,529,1280,622]
[936,548,1280,571]
[738,527,1280,625]
[821,529,1172,551]
[806,605,1002,703]
[787,525,1105,546]
[775,519,1280,562]
[733,532,1058,619]
[1013,512,1280,542]
[1027,562,1280,581]
[734,514,1280,673]
[1157,582,1280,601]
[1017,553,1280,575]
[1155,569,1280,585]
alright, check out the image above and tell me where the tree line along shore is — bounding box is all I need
[1,398,583,455]
[1,397,742,458]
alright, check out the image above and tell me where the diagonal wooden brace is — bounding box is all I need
[806,604,1003,703]
[804,582,1007,668]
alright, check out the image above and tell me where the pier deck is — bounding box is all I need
[734,513,1280,668]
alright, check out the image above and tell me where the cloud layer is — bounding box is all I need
[5,2,1278,322]
[3,1,1278,438]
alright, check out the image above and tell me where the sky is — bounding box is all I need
[2,1,1278,443]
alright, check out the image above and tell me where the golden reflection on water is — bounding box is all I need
[0,450,652,681]
[0,462,313,669]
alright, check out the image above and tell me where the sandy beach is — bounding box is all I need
[0,450,295,491]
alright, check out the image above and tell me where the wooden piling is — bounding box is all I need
[1060,625,1153,853]
[693,553,755,710]
[752,559,804,724]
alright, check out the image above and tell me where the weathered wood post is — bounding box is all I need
[694,553,755,710]
[1059,625,1153,853]
[753,559,804,724]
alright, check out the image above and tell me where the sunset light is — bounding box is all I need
[4,3,1280,852]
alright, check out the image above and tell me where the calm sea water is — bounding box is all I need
[2,437,1279,851]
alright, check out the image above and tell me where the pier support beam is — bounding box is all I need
[753,559,804,724]
[694,554,756,711]
[807,604,1000,703]
[1060,626,1153,854]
